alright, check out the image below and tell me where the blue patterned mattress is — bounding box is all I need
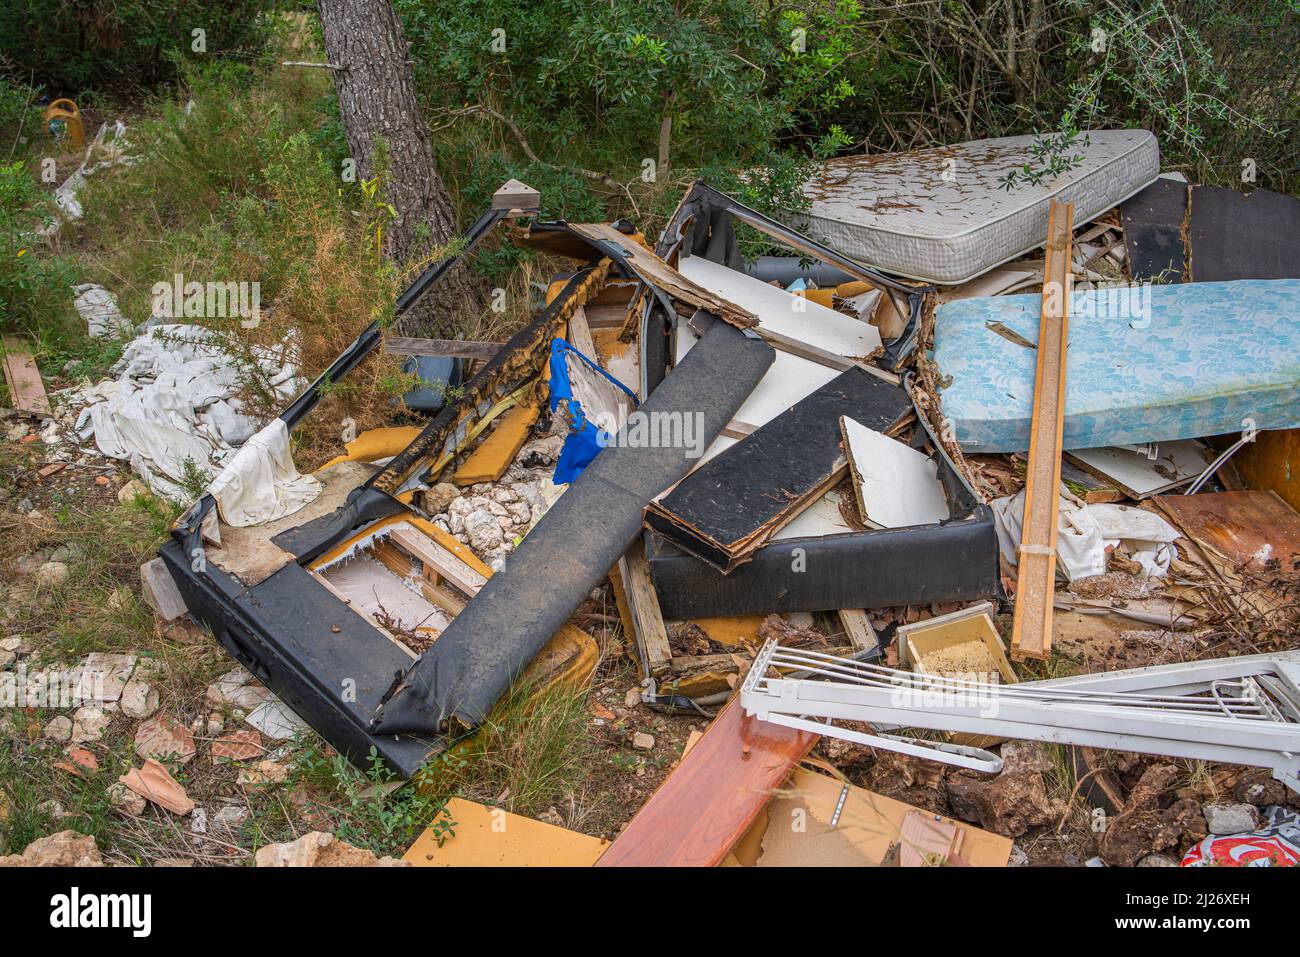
[932,279,1300,452]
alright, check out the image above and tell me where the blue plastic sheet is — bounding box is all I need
[548,338,638,484]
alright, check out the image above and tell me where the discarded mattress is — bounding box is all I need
[932,279,1300,452]
[788,129,1159,284]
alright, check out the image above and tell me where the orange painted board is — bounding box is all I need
[1011,200,1073,661]
[595,697,818,867]
[404,798,607,866]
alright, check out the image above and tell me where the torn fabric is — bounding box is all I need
[206,418,322,527]
[992,484,1180,580]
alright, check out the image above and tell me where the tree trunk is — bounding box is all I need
[317,0,478,334]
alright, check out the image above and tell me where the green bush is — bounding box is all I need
[0,0,282,94]
[0,160,75,337]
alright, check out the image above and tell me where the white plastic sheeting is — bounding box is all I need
[992,484,1181,580]
[67,323,304,504]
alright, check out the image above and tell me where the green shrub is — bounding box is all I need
[0,0,282,94]
[0,160,75,337]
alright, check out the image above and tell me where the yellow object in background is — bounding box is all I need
[44,98,85,150]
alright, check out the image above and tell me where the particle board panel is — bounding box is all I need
[1120,177,1187,283]
[1011,199,1073,661]
[594,697,818,867]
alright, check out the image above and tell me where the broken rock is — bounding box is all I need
[1203,803,1261,835]
[0,830,103,867]
[1098,764,1207,867]
[108,781,147,816]
[118,676,159,719]
[70,705,111,744]
[253,831,409,867]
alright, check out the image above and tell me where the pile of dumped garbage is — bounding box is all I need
[15,132,1299,869]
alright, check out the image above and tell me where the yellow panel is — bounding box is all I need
[692,615,766,647]
[404,798,608,866]
[452,402,541,486]
[320,426,424,470]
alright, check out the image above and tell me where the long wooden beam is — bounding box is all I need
[595,697,818,867]
[1011,200,1073,661]
[382,337,503,360]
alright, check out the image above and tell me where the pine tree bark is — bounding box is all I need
[316,0,478,333]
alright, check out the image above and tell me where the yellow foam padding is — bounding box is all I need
[404,797,607,866]
[452,401,540,486]
[320,426,424,470]
[308,513,598,691]
[835,280,874,298]
[692,615,766,647]
[798,288,835,308]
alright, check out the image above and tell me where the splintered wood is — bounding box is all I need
[1011,200,1073,661]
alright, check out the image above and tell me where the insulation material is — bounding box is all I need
[840,416,949,528]
[67,323,301,500]
[452,401,540,486]
[207,418,322,528]
[992,484,1181,580]
[404,798,608,866]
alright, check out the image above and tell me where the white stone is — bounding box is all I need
[35,562,70,588]
[632,732,655,750]
[1203,803,1261,835]
[119,677,159,719]
[70,705,111,744]
[464,509,505,552]
[43,715,73,743]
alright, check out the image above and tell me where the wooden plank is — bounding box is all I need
[568,222,757,330]
[616,536,672,677]
[1154,490,1300,569]
[388,525,489,596]
[383,337,503,360]
[595,697,818,867]
[1011,200,1073,662]
[837,609,879,655]
[1,337,49,414]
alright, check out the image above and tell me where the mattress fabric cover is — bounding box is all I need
[788,129,1159,284]
[932,279,1300,452]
